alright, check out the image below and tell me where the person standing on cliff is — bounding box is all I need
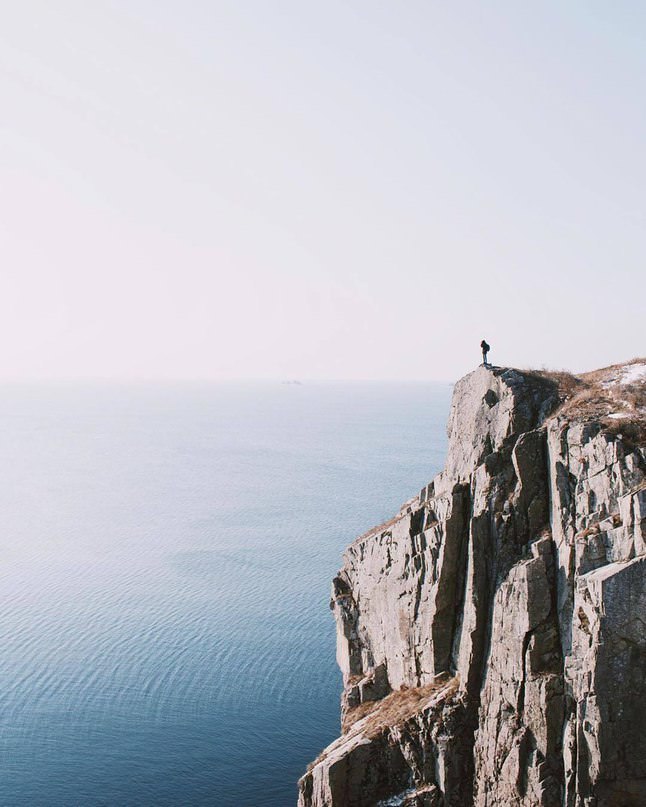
[481,339,490,366]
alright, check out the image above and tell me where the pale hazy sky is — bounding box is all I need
[1,2,644,381]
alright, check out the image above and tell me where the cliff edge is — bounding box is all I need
[299,361,646,807]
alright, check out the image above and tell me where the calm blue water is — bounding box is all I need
[0,382,450,807]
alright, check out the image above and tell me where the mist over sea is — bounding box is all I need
[0,381,450,807]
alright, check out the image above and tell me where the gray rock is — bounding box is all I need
[299,364,646,806]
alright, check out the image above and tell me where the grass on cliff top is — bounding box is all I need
[524,358,646,445]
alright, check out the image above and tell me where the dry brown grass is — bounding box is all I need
[601,417,646,449]
[520,367,582,403]
[342,698,381,733]
[521,360,646,449]
[543,361,643,431]
[527,368,583,400]
[342,674,458,740]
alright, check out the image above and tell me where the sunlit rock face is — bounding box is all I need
[299,361,646,807]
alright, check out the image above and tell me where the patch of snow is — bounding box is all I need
[376,790,416,807]
[621,362,646,385]
[601,362,646,388]
[608,412,628,420]
[601,372,622,388]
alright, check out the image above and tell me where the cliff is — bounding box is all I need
[298,361,646,807]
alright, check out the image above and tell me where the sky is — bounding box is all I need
[1,1,644,381]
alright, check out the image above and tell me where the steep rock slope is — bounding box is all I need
[299,362,646,807]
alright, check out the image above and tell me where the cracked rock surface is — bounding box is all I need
[299,363,646,807]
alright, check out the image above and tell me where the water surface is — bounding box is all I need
[0,381,450,806]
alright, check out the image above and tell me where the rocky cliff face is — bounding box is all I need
[299,362,646,807]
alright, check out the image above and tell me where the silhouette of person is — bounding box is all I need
[481,339,490,366]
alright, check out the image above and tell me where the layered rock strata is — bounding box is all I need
[299,362,646,807]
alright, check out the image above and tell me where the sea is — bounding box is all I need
[0,381,451,807]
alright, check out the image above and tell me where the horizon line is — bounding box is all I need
[0,375,459,385]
